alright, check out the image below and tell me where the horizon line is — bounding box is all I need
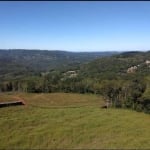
[0,49,149,53]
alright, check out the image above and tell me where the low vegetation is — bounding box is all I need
[0,93,150,149]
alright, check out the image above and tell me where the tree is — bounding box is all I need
[100,80,122,108]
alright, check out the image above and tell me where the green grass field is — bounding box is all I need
[0,92,150,149]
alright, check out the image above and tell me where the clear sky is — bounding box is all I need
[0,1,150,52]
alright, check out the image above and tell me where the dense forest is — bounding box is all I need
[0,50,150,113]
[0,49,118,81]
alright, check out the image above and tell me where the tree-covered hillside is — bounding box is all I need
[0,50,150,113]
[0,49,118,81]
[79,51,150,79]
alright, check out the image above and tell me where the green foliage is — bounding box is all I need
[0,49,117,81]
[1,50,150,113]
[124,98,134,109]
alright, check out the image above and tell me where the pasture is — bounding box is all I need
[0,92,150,149]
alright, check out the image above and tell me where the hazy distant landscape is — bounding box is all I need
[0,49,119,80]
[0,1,150,149]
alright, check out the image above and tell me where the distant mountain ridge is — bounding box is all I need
[0,49,119,80]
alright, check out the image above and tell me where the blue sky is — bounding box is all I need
[0,1,150,52]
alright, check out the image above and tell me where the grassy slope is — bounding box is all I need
[0,93,150,149]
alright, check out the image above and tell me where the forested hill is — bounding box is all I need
[79,51,150,79]
[0,49,118,79]
[0,50,150,113]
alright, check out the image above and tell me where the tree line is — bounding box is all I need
[0,71,149,114]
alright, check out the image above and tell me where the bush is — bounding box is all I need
[135,103,143,112]
[124,98,133,109]
[144,104,150,114]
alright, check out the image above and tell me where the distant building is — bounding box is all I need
[63,70,78,78]
[145,60,150,65]
[127,66,137,73]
